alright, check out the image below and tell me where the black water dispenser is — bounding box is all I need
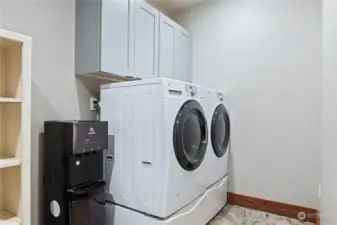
[43,121,108,225]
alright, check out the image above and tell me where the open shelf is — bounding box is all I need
[0,167,21,224]
[0,98,21,104]
[0,103,21,160]
[0,158,20,169]
[0,38,22,99]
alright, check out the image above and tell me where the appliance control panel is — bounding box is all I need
[185,84,198,96]
[217,92,224,102]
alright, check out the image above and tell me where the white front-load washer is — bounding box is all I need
[204,89,231,187]
[100,78,209,219]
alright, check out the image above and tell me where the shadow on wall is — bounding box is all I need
[31,81,62,225]
[76,75,113,98]
[75,76,98,119]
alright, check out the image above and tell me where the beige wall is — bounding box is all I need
[176,0,322,208]
[0,1,95,224]
[321,0,337,223]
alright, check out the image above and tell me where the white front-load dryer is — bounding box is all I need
[204,89,231,187]
[100,78,209,219]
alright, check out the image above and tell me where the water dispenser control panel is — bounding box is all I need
[71,121,108,154]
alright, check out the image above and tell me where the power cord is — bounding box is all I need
[93,100,100,120]
[93,100,100,114]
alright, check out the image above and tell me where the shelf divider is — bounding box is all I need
[0,98,21,103]
[0,158,20,169]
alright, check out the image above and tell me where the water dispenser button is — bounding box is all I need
[50,200,61,218]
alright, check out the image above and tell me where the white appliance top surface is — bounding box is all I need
[101,78,191,89]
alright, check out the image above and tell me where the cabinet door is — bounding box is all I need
[158,13,175,79]
[100,0,135,77]
[174,25,191,82]
[134,1,159,79]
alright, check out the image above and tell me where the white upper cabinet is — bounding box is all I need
[75,0,135,80]
[100,0,135,77]
[75,0,191,82]
[158,15,192,82]
[158,13,175,79]
[174,25,191,82]
[134,1,159,79]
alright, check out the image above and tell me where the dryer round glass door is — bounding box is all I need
[173,100,208,171]
[211,104,230,157]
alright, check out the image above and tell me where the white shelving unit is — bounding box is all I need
[0,29,32,225]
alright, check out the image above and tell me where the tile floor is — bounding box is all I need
[208,205,315,225]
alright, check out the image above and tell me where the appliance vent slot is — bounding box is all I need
[169,90,183,96]
[142,161,152,166]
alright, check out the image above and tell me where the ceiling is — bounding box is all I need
[146,0,205,15]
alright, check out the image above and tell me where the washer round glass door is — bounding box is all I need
[211,104,231,157]
[173,100,208,171]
